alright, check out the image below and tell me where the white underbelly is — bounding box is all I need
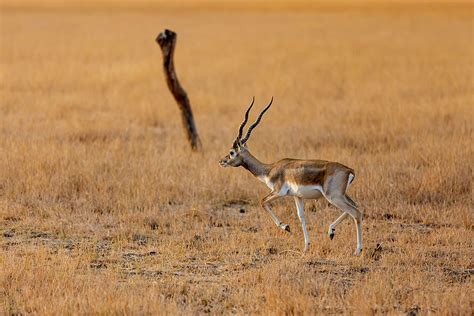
[287,183,324,199]
[259,177,325,199]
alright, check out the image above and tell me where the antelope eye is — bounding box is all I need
[229,150,236,157]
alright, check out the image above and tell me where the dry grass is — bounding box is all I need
[1,1,473,314]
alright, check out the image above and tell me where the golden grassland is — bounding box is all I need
[2,0,470,10]
[1,2,473,314]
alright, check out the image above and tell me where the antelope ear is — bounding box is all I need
[232,139,240,149]
[238,142,247,149]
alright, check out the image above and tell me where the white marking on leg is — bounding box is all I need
[263,204,283,227]
[355,217,363,255]
[294,197,310,251]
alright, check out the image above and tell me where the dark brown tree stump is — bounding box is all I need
[156,29,202,151]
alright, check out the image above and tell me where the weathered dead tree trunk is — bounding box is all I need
[156,29,202,151]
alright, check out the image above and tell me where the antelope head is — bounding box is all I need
[219,97,273,168]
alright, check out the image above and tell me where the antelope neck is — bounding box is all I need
[241,151,271,178]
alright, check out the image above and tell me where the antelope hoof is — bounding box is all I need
[354,248,363,256]
[328,228,335,240]
[280,224,290,232]
[304,243,310,252]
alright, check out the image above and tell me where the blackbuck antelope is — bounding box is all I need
[219,97,363,255]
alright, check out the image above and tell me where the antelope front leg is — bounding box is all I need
[261,193,290,232]
[294,197,310,252]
